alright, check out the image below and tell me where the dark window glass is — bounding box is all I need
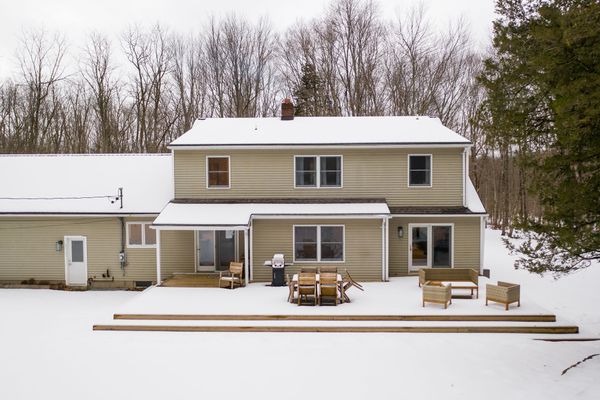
[208,157,229,187]
[294,226,318,260]
[144,224,156,245]
[409,155,431,186]
[320,226,343,261]
[128,224,142,245]
[71,240,84,262]
[320,156,341,187]
[295,157,317,187]
[432,226,452,267]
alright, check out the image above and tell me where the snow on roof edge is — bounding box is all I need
[466,178,486,214]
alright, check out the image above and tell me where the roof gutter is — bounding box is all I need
[168,143,473,150]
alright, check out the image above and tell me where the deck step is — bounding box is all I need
[94,324,579,334]
[113,313,557,322]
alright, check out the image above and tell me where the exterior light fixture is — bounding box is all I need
[397,226,404,238]
[55,240,63,252]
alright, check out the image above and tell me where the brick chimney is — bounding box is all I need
[281,98,294,120]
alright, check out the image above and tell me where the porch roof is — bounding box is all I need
[152,201,391,230]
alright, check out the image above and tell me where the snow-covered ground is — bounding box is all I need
[0,229,598,399]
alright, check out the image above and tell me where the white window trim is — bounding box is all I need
[292,224,345,263]
[293,155,343,189]
[126,222,157,248]
[407,154,433,188]
[407,223,454,271]
[206,155,231,189]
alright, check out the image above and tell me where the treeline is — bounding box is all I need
[0,0,539,233]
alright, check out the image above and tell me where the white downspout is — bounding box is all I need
[462,148,467,207]
[480,216,485,272]
[381,218,385,281]
[244,227,250,286]
[156,229,161,285]
[249,219,254,282]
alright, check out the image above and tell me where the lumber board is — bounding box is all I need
[94,324,579,334]
[113,313,557,322]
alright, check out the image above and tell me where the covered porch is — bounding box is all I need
[151,200,391,286]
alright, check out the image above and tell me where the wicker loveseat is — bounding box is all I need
[486,281,520,310]
[418,268,479,298]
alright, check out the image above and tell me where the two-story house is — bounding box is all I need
[0,102,486,287]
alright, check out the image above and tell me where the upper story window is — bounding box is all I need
[408,154,432,187]
[127,222,156,248]
[294,155,342,188]
[206,156,230,188]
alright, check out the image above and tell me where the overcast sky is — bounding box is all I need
[0,0,496,78]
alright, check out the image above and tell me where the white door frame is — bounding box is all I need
[408,223,454,272]
[195,229,239,272]
[64,235,88,286]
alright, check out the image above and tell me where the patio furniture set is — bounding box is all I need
[420,268,521,310]
[218,262,520,311]
[288,268,364,306]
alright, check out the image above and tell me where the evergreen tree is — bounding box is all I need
[482,0,600,275]
[293,63,332,116]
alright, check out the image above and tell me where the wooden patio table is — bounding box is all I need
[289,274,344,304]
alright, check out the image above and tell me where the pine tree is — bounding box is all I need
[293,63,332,116]
[482,0,600,275]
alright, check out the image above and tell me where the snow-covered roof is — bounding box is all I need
[466,178,486,214]
[0,154,173,214]
[152,201,391,229]
[169,116,471,148]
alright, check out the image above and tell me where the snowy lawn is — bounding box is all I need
[0,228,598,399]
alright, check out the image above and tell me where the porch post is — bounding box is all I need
[381,218,385,281]
[249,220,254,282]
[244,227,249,286]
[156,229,161,285]
[384,217,389,281]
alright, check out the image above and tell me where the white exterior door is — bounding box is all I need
[408,224,453,272]
[65,236,88,285]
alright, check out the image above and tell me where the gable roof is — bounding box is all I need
[169,116,471,148]
[0,154,173,215]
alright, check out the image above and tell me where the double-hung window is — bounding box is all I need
[127,222,156,248]
[294,225,344,262]
[408,155,432,187]
[294,156,342,188]
[207,156,230,188]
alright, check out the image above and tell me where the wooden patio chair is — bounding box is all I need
[287,273,297,303]
[341,270,364,303]
[219,262,244,289]
[319,266,338,274]
[297,272,317,306]
[319,272,338,306]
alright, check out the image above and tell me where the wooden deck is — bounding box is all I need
[113,313,557,322]
[93,324,579,334]
[160,273,220,288]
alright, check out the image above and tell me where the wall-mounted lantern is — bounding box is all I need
[55,240,63,252]
[397,226,404,238]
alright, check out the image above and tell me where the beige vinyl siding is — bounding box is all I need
[388,216,481,277]
[252,218,383,282]
[174,148,463,206]
[122,217,157,281]
[159,230,195,278]
[0,217,158,283]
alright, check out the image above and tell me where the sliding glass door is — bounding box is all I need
[409,224,452,271]
[196,230,238,272]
